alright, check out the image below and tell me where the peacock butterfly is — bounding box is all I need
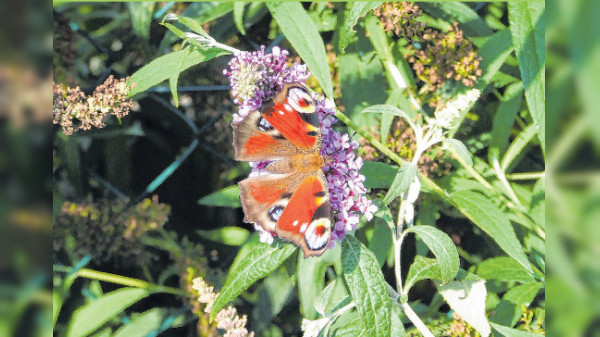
[232,82,332,257]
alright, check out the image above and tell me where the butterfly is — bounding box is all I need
[232,82,333,257]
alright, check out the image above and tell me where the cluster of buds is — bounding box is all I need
[225,46,376,247]
[53,75,135,135]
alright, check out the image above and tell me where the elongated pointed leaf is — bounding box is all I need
[342,235,391,337]
[210,242,296,321]
[475,257,535,284]
[67,288,150,337]
[233,2,246,35]
[339,2,383,52]
[112,308,164,337]
[198,185,241,207]
[267,2,333,98]
[404,226,459,283]
[129,48,228,96]
[383,163,417,205]
[508,2,545,155]
[451,190,533,273]
[491,322,544,337]
[477,29,514,87]
[445,139,473,167]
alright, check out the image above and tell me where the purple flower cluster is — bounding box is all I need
[224,46,310,119]
[225,46,376,248]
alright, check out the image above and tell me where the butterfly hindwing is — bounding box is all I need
[274,173,332,257]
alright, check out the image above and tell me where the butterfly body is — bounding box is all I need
[232,83,332,257]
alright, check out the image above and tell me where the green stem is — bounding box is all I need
[507,171,545,181]
[54,266,186,296]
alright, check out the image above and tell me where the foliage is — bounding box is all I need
[52,2,545,337]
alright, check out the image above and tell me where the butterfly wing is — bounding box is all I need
[232,83,321,162]
[239,171,332,257]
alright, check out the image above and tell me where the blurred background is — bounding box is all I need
[0,0,597,336]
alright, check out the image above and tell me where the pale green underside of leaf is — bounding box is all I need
[342,235,391,337]
[451,190,532,274]
[445,139,473,167]
[210,242,296,321]
[67,288,150,337]
[436,277,491,337]
[508,2,545,156]
[129,48,228,97]
[267,2,333,99]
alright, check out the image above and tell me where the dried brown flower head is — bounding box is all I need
[373,2,426,40]
[53,75,135,135]
[407,23,482,95]
[53,195,170,267]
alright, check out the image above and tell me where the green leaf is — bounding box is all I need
[500,124,537,172]
[503,282,542,306]
[361,104,411,120]
[169,47,191,107]
[189,2,234,25]
[174,15,210,37]
[339,2,383,52]
[342,235,391,337]
[404,226,459,284]
[298,246,339,319]
[360,161,398,189]
[508,2,545,156]
[529,177,545,229]
[477,29,514,88]
[383,163,417,205]
[315,280,337,316]
[368,222,393,268]
[196,226,249,246]
[113,308,163,337]
[419,2,493,37]
[66,288,150,337]
[267,2,333,99]
[436,275,491,337]
[404,256,442,293]
[233,2,246,35]
[451,190,533,273]
[475,257,535,284]
[198,185,241,207]
[489,83,523,161]
[253,268,294,331]
[210,242,297,321]
[390,303,406,337]
[127,2,154,40]
[445,139,473,167]
[129,48,228,97]
[490,322,544,337]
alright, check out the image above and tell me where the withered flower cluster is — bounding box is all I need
[53,195,170,267]
[373,2,426,41]
[53,75,135,135]
[446,312,481,337]
[374,3,482,103]
[408,23,482,91]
